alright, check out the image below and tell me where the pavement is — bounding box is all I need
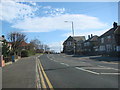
[2,55,37,88]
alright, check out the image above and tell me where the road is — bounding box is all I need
[2,54,119,89]
[38,54,119,88]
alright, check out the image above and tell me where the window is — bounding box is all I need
[101,38,104,43]
[107,35,111,42]
[106,44,112,52]
[116,46,120,52]
[99,45,105,51]
[67,41,72,46]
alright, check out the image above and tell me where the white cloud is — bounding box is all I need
[48,41,63,52]
[62,28,109,39]
[0,0,37,22]
[29,1,37,6]
[43,6,52,9]
[12,14,108,33]
[43,7,66,16]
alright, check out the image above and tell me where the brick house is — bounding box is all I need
[82,35,99,55]
[98,22,118,56]
[63,36,85,54]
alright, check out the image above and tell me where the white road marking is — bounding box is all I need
[75,67,100,75]
[50,58,53,60]
[82,67,113,70]
[100,73,120,75]
[60,63,69,66]
[54,60,58,62]
[98,65,118,71]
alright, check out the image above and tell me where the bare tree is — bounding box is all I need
[7,32,27,55]
[44,44,50,52]
[30,39,43,50]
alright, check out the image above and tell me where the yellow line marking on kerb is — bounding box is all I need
[38,59,54,90]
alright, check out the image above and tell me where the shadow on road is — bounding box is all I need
[71,54,120,62]
[89,56,120,62]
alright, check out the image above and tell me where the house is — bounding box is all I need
[114,25,120,56]
[82,34,99,55]
[19,41,29,50]
[63,36,86,54]
[98,22,118,56]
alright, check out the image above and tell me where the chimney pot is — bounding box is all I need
[91,34,93,38]
[2,35,5,38]
[113,22,117,28]
[88,35,90,39]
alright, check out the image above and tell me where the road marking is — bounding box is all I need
[100,73,120,75]
[50,58,53,60]
[37,61,47,88]
[53,60,58,62]
[82,67,112,70]
[38,59,54,89]
[36,60,41,88]
[75,67,100,75]
[98,65,118,71]
[60,63,69,66]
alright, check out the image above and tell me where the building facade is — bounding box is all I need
[82,35,99,55]
[63,36,85,54]
[98,22,118,56]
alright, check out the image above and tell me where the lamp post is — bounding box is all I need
[64,21,74,36]
[64,21,75,55]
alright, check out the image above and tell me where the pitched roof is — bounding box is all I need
[72,36,86,42]
[90,35,99,41]
[20,41,29,46]
[99,26,118,38]
[114,26,120,34]
[84,35,99,42]
[63,36,86,45]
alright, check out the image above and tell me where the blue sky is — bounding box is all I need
[0,1,118,52]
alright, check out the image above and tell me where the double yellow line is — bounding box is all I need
[37,57,54,90]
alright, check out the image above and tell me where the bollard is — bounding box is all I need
[12,55,15,62]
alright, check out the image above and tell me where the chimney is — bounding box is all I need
[113,22,117,29]
[91,34,93,38]
[88,35,90,39]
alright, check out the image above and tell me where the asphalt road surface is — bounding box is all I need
[39,54,119,88]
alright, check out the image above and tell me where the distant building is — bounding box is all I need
[98,22,118,56]
[82,35,99,55]
[19,41,29,50]
[36,49,44,53]
[63,36,86,54]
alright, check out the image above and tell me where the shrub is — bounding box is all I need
[21,50,29,57]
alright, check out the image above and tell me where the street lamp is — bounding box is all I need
[64,21,74,36]
[64,21,75,55]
